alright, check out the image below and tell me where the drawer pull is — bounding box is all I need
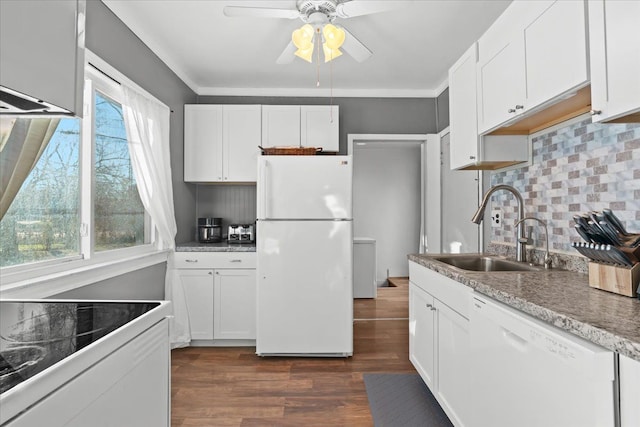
[230,259,242,263]
[185,259,198,263]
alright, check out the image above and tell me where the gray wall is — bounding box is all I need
[436,88,450,132]
[197,96,438,154]
[57,1,197,299]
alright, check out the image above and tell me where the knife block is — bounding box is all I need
[588,262,640,297]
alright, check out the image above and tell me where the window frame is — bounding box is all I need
[0,52,168,298]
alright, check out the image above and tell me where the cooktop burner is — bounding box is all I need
[0,301,159,394]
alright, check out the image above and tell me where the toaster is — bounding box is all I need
[228,224,255,243]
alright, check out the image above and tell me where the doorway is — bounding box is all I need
[348,134,432,286]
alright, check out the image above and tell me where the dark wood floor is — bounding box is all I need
[171,278,413,426]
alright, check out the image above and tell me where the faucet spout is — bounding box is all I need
[472,185,527,262]
[515,217,552,269]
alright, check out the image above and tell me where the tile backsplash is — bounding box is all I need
[490,117,640,254]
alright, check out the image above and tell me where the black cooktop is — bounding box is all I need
[0,301,159,394]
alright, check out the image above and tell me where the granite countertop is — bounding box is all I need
[408,253,640,362]
[176,241,256,252]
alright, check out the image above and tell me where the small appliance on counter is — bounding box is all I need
[197,217,222,243]
[571,209,640,297]
[228,224,255,243]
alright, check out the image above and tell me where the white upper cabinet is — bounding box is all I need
[589,0,640,122]
[184,104,223,182]
[449,43,529,170]
[262,105,340,152]
[184,104,261,182]
[449,43,481,169]
[0,0,85,116]
[223,105,262,182]
[261,105,301,148]
[477,0,589,134]
[301,105,339,152]
[524,0,589,109]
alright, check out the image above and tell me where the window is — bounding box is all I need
[0,65,150,270]
[0,118,81,267]
[93,91,146,252]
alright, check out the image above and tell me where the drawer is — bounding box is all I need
[173,252,256,269]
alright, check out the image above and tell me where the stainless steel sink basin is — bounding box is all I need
[432,255,541,272]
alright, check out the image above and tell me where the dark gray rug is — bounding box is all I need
[364,373,453,427]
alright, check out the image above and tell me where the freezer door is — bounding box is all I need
[256,220,353,355]
[257,156,352,219]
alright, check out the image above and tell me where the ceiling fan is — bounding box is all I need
[223,0,401,64]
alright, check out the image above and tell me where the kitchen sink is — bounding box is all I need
[432,255,541,272]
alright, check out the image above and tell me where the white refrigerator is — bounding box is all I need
[256,155,353,357]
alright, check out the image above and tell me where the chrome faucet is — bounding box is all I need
[515,217,552,269]
[471,184,527,263]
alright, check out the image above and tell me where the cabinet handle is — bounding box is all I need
[230,259,242,263]
[425,303,432,308]
[508,108,516,113]
[431,307,437,311]
[469,156,476,160]
[185,259,198,263]
[208,271,213,275]
[590,109,601,116]
[515,105,524,110]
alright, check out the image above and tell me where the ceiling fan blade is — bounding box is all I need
[276,41,296,64]
[223,6,300,19]
[336,0,407,18]
[341,28,372,63]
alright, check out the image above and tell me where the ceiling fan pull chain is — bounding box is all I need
[330,53,334,122]
[316,28,321,87]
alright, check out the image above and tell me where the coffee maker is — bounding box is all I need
[197,218,222,243]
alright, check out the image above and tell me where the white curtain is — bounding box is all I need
[121,86,191,348]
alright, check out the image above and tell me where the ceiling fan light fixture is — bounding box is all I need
[322,23,345,50]
[292,23,314,50]
[295,46,314,63]
[322,43,342,62]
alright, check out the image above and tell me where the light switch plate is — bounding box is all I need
[491,208,502,227]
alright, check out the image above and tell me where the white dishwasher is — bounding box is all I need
[470,293,615,427]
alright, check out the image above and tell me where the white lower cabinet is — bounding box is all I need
[179,269,215,340]
[176,252,257,345]
[620,354,640,427]
[409,261,471,427]
[214,269,257,340]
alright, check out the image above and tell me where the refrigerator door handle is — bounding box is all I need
[260,159,269,218]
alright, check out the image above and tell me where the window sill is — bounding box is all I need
[0,248,170,299]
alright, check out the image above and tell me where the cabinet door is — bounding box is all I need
[223,105,261,181]
[261,105,301,147]
[449,43,479,170]
[589,0,640,122]
[214,269,257,340]
[524,0,589,110]
[435,299,470,427]
[0,0,84,115]
[620,354,640,427]
[184,105,223,182]
[178,269,214,340]
[409,282,436,389]
[476,37,526,133]
[300,105,339,151]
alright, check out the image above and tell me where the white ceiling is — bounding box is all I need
[102,0,511,98]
